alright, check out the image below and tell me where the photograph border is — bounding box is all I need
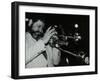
[11,1,98,79]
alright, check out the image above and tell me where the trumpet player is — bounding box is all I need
[25,18,61,68]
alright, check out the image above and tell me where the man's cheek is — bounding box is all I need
[32,26,38,31]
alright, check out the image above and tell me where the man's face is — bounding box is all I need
[31,20,45,39]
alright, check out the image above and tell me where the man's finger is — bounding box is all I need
[46,26,52,32]
[49,32,57,37]
[48,28,55,34]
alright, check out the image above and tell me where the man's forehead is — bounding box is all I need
[33,20,45,26]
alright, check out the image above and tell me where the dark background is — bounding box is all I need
[26,12,89,66]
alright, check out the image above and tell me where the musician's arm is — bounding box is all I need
[52,48,61,65]
[25,33,46,65]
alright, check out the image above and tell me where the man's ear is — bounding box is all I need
[28,19,33,27]
[25,18,33,27]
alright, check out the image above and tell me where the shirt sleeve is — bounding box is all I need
[52,48,61,65]
[25,33,46,65]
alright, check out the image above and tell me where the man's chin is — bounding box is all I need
[31,32,43,40]
[33,34,42,40]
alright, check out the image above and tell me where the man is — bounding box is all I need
[25,18,61,68]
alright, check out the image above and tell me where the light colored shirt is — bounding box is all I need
[25,32,61,68]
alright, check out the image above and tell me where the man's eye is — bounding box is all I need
[38,25,42,28]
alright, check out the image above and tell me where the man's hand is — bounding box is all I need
[42,26,57,45]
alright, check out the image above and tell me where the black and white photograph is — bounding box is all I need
[25,12,89,68]
[11,1,97,79]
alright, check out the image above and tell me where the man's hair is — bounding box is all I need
[26,16,46,33]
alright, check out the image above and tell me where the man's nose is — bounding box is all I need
[39,29,42,32]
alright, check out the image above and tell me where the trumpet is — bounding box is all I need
[48,25,89,64]
[49,25,81,47]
